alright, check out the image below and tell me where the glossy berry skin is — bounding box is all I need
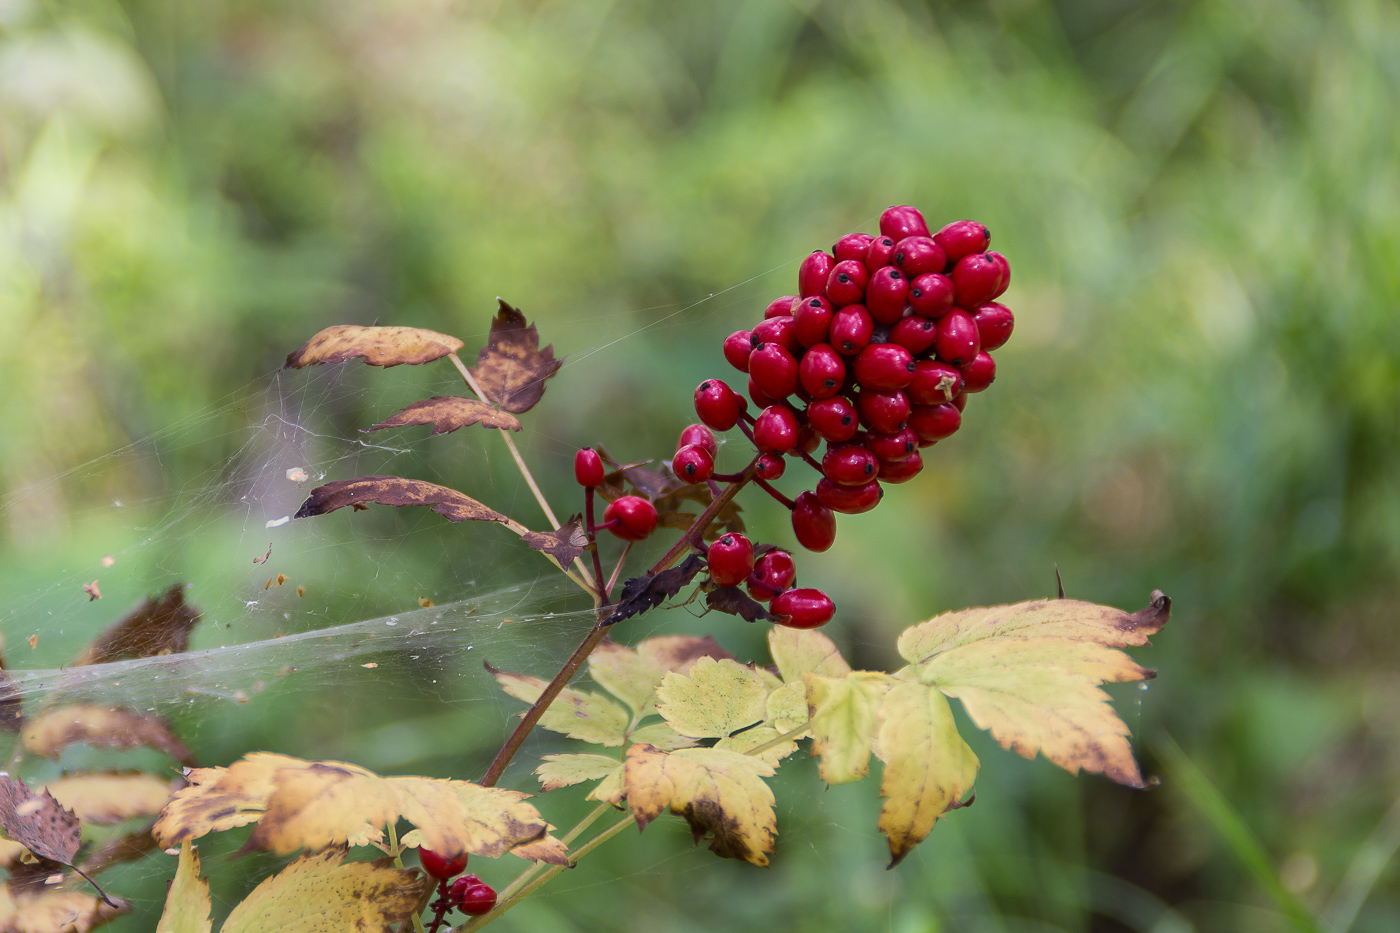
[987,251,1011,293]
[973,302,1015,352]
[797,421,820,453]
[864,267,909,324]
[456,883,497,916]
[798,251,836,298]
[751,316,802,354]
[833,233,874,263]
[878,450,924,483]
[806,395,859,443]
[747,375,779,409]
[798,343,846,399]
[893,236,947,278]
[753,405,800,454]
[825,260,870,307]
[672,444,714,483]
[748,343,799,399]
[908,273,955,318]
[574,449,605,488]
[933,220,990,265]
[448,875,483,898]
[866,235,897,270]
[908,360,964,406]
[830,304,874,355]
[952,253,1005,308]
[960,352,996,393]
[723,331,753,372]
[853,343,914,391]
[857,388,911,434]
[951,392,968,412]
[791,491,837,552]
[764,295,798,318]
[908,402,962,446]
[890,315,937,355]
[755,452,786,480]
[791,296,833,348]
[823,444,880,485]
[695,379,746,431]
[419,849,468,881]
[679,423,718,457]
[816,477,883,514]
[707,532,755,587]
[603,496,658,541]
[771,587,836,629]
[866,427,918,462]
[934,310,981,366]
[746,548,796,601]
[879,205,931,242]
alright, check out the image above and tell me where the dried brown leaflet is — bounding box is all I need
[365,396,523,436]
[71,585,201,667]
[466,300,563,414]
[295,476,510,526]
[284,324,464,369]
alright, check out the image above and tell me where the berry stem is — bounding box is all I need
[754,477,795,510]
[426,879,453,933]
[793,445,824,474]
[710,471,746,482]
[584,487,607,598]
[605,542,632,597]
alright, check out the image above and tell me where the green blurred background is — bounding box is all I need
[2,0,1399,930]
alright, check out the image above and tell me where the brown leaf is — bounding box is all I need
[1,885,129,933]
[294,476,508,525]
[283,325,464,369]
[0,776,80,864]
[0,670,22,734]
[22,705,193,764]
[365,396,522,435]
[520,517,593,565]
[466,300,563,413]
[705,587,772,624]
[72,585,201,667]
[606,555,707,625]
[82,581,101,602]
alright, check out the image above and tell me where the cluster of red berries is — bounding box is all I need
[420,848,497,916]
[708,531,833,628]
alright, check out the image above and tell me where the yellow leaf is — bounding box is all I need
[586,768,624,806]
[587,641,667,714]
[918,636,1150,786]
[805,672,894,785]
[875,682,978,867]
[153,754,322,846]
[626,723,698,751]
[22,705,192,763]
[491,668,630,746]
[534,754,622,793]
[768,626,851,683]
[764,682,809,735]
[219,849,433,933]
[624,744,777,866]
[714,727,798,766]
[508,834,570,864]
[155,843,211,933]
[655,658,771,739]
[0,888,129,933]
[45,773,174,825]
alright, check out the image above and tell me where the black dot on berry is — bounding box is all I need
[891,270,902,279]
[894,252,904,264]
[837,274,850,283]
[841,415,853,425]
[808,299,821,307]
[824,379,836,388]
[910,288,923,298]
[905,362,915,372]
[881,238,893,246]
[751,335,761,348]
[864,464,873,475]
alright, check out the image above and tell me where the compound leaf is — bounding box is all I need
[72,584,200,667]
[588,635,735,716]
[655,658,770,739]
[23,705,193,763]
[534,754,622,793]
[365,396,522,435]
[768,626,851,684]
[219,849,432,933]
[805,672,894,785]
[490,667,630,746]
[154,754,303,845]
[284,325,464,369]
[0,775,80,864]
[44,773,174,825]
[155,843,211,933]
[467,300,563,414]
[294,476,508,526]
[520,518,593,566]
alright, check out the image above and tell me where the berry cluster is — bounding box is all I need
[420,848,498,921]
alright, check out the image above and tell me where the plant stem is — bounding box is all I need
[605,542,632,597]
[754,477,794,509]
[585,488,607,600]
[387,823,429,933]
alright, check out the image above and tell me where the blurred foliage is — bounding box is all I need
[2,0,1400,930]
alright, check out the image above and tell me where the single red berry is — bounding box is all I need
[879,205,931,242]
[753,405,800,454]
[833,233,874,263]
[933,220,990,265]
[908,360,964,406]
[987,251,1011,293]
[952,253,1005,308]
[825,260,870,307]
[770,587,836,629]
[864,267,909,324]
[866,235,897,270]
[751,316,802,354]
[960,352,996,393]
[798,251,835,298]
[934,310,981,366]
[816,477,883,514]
[419,848,468,880]
[865,427,918,462]
[973,302,1014,351]
[603,496,658,541]
[694,379,746,431]
[893,236,947,278]
[679,424,718,457]
[707,532,756,587]
[806,395,859,443]
[574,449,605,488]
[748,343,799,400]
[672,444,714,483]
[822,444,880,485]
[798,343,846,399]
[791,491,837,552]
[857,388,911,434]
[793,296,835,348]
[908,273,955,318]
[908,403,962,446]
[796,420,820,453]
[853,343,914,391]
[830,304,874,355]
[746,548,796,601]
[952,392,968,412]
[890,315,937,355]
[764,295,798,318]
[877,450,924,483]
[448,875,484,906]
[755,452,786,480]
[723,331,753,372]
[457,883,498,916]
[746,375,778,409]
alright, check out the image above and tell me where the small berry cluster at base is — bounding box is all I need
[419,848,498,918]
[710,531,833,628]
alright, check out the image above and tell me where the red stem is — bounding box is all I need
[754,477,795,510]
[585,488,607,600]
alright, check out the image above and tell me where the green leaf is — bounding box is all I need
[491,667,630,746]
[155,843,212,933]
[220,849,433,933]
[764,681,809,735]
[655,657,771,739]
[768,626,851,683]
[805,672,893,785]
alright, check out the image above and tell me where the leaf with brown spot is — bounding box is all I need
[466,300,563,413]
[22,705,192,764]
[43,774,174,825]
[0,776,80,865]
[152,754,302,846]
[154,843,210,933]
[365,396,522,435]
[520,517,593,566]
[294,476,508,525]
[704,587,772,623]
[0,885,129,933]
[489,667,630,746]
[0,670,22,734]
[606,555,707,625]
[284,325,464,369]
[624,744,777,866]
[72,585,201,667]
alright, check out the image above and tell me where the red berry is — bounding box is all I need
[672,444,714,483]
[934,310,981,367]
[798,251,835,298]
[457,883,497,916]
[952,253,1005,308]
[878,450,924,483]
[419,848,468,880]
[857,388,911,434]
[796,420,820,453]
[753,405,799,453]
[798,343,846,399]
[449,875,483,899]
[833,233,873,263]
[908,273,955,318]
[724,331,753,372]
[747,375,779,409]
[853,343,914,391]
[770,587,835,629]
[793,296,834,347]
[866,235,897,270]
[816,477,883,514]
[890,315,937,355]
[908,360,964,406]
[987,251,1011,293]
[679,424,718,457]
[879,205,931,242]
[865,427,918,462]
[892,236,947,278]
[952,392,968,412]
[751,316,801,354]
[908,403,961,445]
[764,295,798,318]
[825,260,869,307]
[695,379,746,431]
[822,444,880,485]
[707,532,755,587]
[791,491,837,552]
[748,343,799,400]
[574,449,605,488]
[755,452,786,480]
[830,304,874,355]
[973,302,1015,352]
[746,548,796,601]
[603,496,658,541]
[865,267,909,324]
[933,220,990,264]
[806,395,859,443]
[960,352,996,393]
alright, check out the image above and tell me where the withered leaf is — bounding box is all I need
[294,476,508,526]
[153,754,302,846]
[0,885,129,933]
[23,705,193,764]
[466,299,563,414]
[219,849,431,933]
[83,581,102,601]
[0,775,80,865]
[365,396,522,435]
[520,517,593,565]
[284,325,464,369]
[606,555,707,626]
[705,587,772,624]
[72,584,201,667]
[0,669,22,734]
